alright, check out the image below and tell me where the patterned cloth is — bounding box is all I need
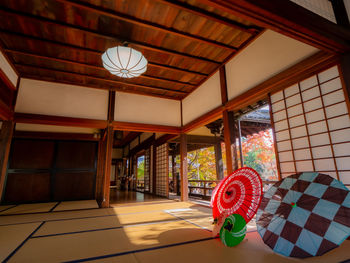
[211,167,263,223]
[256,172,350,258]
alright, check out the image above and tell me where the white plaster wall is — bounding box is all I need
[15,123,99,134]
[114,92,181,126]
[182,71,221,125]
[15,79,109,120]
[225,30,318,101]
[0,51,18,87]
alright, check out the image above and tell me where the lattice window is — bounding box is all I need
[270,65,350,189]
[156,143,169,197]
[144,148,150,192]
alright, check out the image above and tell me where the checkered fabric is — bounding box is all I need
[256,172,350,258]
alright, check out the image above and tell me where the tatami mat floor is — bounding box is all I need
[0,199,349,263]
[0,200,99,216]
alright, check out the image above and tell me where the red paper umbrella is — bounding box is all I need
[211,167,263,223]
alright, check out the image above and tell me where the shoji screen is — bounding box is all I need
[144,149,150,193]
[270,65,350,189]
[156,143,169,197]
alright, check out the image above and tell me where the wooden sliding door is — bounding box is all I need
[3,139,98,204]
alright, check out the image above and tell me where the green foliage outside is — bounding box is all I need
[137,156,144,180]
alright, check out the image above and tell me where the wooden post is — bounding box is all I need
[180,133,188,201]
[330,0,350,28]
[222,110,234,174]
[0,121,14,202]
[96,90,114,208]
[237,119,244,167]
[102,126,113,207]
[220,67,238,173]
[214,141,224,180]
[340,53,350,106]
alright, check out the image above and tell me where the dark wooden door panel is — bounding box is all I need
[55,141,97,169]
[4,173,50,203]
[4,139,97,204]
[9,139,55,169]
[53,172,95,200]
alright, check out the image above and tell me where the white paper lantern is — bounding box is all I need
[101,46,148,78]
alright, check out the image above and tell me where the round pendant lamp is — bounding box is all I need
[101,46,148,78]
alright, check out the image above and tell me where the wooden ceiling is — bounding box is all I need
[0,0,263,100]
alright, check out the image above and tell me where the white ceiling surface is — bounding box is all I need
[0,50,18,87]
[182,71,221,125]
[15,123,99,134]
[225,30,319,101]
[114,92,181,126]
[15,78,109,120]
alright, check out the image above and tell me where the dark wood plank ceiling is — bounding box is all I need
[0,0,263,100]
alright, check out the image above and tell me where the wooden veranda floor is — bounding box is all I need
[0,199,349,262]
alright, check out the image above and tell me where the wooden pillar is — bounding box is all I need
[330,0,350,28]
[214,141,224,180]
[180,133,188,201]
[102,126,113,207]
[340,53,350,105]
[0,121,14,202]
[223,110,234,174]
[96,90,114,208]
[237,119,244,167]
[220,67,238,174]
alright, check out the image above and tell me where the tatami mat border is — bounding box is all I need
[49,202,61,212]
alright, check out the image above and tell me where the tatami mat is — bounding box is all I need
[0,222,41,262]
[0,202,57,215]
[1,199,350,263]
[111,201,195,214]
[0,205,16,212]
[0,207,113,226]
[53,200,99,211]
[9,220,210,262]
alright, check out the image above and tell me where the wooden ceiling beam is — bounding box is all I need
[197,0,350,53]
[14,113,108,129]
[157,0,259,34]
[5,49,196,88]
[0,30,210,77]
[56,0,237,51]
[15,63,189,96]
[0,9,222,65]
[14,131,100,141]
[112,121,181,134]
[114,132,141,148]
